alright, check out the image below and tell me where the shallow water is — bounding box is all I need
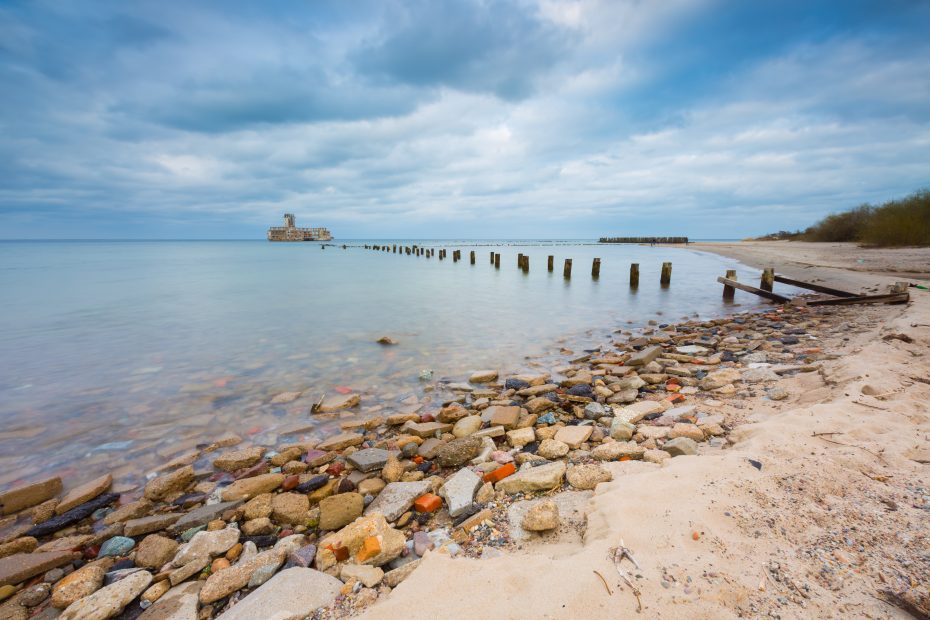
[0,240,781,488]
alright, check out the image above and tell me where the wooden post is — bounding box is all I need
[494,253,500,268]
[547,255,554,272]
[660,262,672,286]
[591,258,601,278]
[760,268,774,292]
[564,258,572,278]
[490,251,494,264]
[723,270,737,300]
[630,263,639,287]
[470,250,475,264]
[522,255,529,272]
[517,253,523,268]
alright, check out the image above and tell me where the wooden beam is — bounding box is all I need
[805,292,909,306]
[716,277,790,303]
[772,275,856,297]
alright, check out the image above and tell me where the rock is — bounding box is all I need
[241,517,274,536]
[173,527,240,566]
[214,567,341,620]
[583,402,606,419]
[566,464,612,490]
[669,423,704,442]
[0,538,37,559]
[376,336,398,345]
[271,493,309,525]
[505,427,535,447]
[434,436,483,468]
[536,439,569,460]
[346,449,391,473]
[141,580,170,604]
[381,457,404,483]
[609,418,636,441]
[221,474,284,501]
[699,369,741,390]
[168,558,208,587]
[99,536,135,557]
[26,493,120,538]
[199,549,283,604]
[20,582,50,607]
[59,569,152,620]
[402,421,453,438]
[0,551,80,588]
[56,474,112,515]
[317,394,361,412]
[485,406,521,429]
[742,368,779,383]
[662,437,698,456]
[316,433,365,451]
[271,391,303,404]
[243,494,273,520]
[524,397,555,414]
[124,513,182,537]
[522,501,559,531]
[170,501,242,533]
[340,564,383,588]
[496,461,566,494]
[616,376,646,390]
[319,493,364,531]
[436,404,469,423]
[591,441,645,461]
[364,481,430,522]
[452,416,482,438]
[213,447,265,472]
[0,477,62,516]
[357,478,385,497]
[137,581,201,620]
[469,370,498,383]
[104,499,154,526]
[627,346,661,367]
[767,386,789,401]
[616,401,665,424]
[316,514,405,569]
[567,384,593,398]
[145,466,196,501]
[135,535,179,570]
[643,449,671,464]
[439,468,482,518]
[382,559,420,587]
[553,425,593,449]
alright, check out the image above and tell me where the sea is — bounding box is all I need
[0,239,787,488]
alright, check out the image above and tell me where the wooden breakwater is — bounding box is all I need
[599,237,688,244]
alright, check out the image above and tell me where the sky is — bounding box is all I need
[1,0,929,239]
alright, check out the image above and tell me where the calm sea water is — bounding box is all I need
[0,240,780,488]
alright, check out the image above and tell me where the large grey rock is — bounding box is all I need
[363,481,430,522]
[60,569,152,620]
[172,527,240,566]
[138,582,201,620]
[171,501,242,533]
[662,437,698,456]
[615,400,665,424]
[439,468,482,518]
[496,461,566,494]
[346,449,392,473]
[216,567,341,620]
[626,346,661,367]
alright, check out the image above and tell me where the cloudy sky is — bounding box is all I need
[1,0,929,239]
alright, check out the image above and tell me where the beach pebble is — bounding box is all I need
[522,500,560,531]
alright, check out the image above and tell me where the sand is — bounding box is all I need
[356,242,930,620]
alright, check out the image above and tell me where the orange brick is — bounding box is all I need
[356,536,381,562]
[413,493,441,513]
[483,462,516,483]
[666,382,681,392]
[665,393,685,404]
[326,543,349,562]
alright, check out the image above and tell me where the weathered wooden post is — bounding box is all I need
[564,258,572,278]
[547,255,554,272]
[760,268,774,292]
[660,262,672,286]
[522,255,529,272]
[592,258,601,278]
[494,253,500,268]
[630,263,639,287]
[723,269,737,301]
[490,251,494,264]
[470,250,475,264]
[517,253,523,268]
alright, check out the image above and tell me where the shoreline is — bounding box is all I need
[0,242,927,619]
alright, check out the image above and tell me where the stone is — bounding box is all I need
[316,433,365,451]
[643,449,671,464]
[346,449,391,473]
[319,493,364,531]
[213,447,265,472]
[124,513,182,537]
[496,461,566,494]
[553,426,593,449]
[243,494,273,520]
[566,464,612,490]
[742,368,780,383]
[699,368,742,390]
[214,567,341,620]
[316,514,404,569]
[317,393,361,412]
[36,534,93,554]
[31,498,58,524]
[505,427,536,447]
[170,501,242,533]
[59,569,152,620]
[662,437,699,456]
[199,549,284,604]
[452,416,482,438]
[591,441,645,461]
[99,536,135,557]
[168,558,208,586]
[104,499,154,526]
[145,466,196,501]
[27,493,119,539]
[136,535,179,570]
[469,370,498,383]
[221,474,284,501]
[271,493,309,525]
[610,418,636,441]
[669,423,704,442]
[364,481,430,522]
[382,559,420,587]
[173,527,240,566]
[271,447,304,467]
[522,500,559,531]
[524,397,555,414]
[616,400,665,424]
[767,386,789,401]
[583,402,607,419]
[51,561,108,608]
[627,346,661,367]
[142,580,171,604]
[439,468,482,518]
[271,391,303,404]
[402,422,453,438]
[241,517,274,536]
[0,551,79,588]
[56,474,112,515]
[138,581,202,620]
[357,478,385,496]
[486,405,520,429]
[381,457,404,483]
[0,477,62,516]
[536,439,569,460]
[0,538,37,560]
[434,436,483,468]
[340,564,384,588]
[20,582,50,607]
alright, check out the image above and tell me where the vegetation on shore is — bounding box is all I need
[755,189,930,246]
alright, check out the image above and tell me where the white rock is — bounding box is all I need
[60,570,152,620]
[215,568,342,620]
